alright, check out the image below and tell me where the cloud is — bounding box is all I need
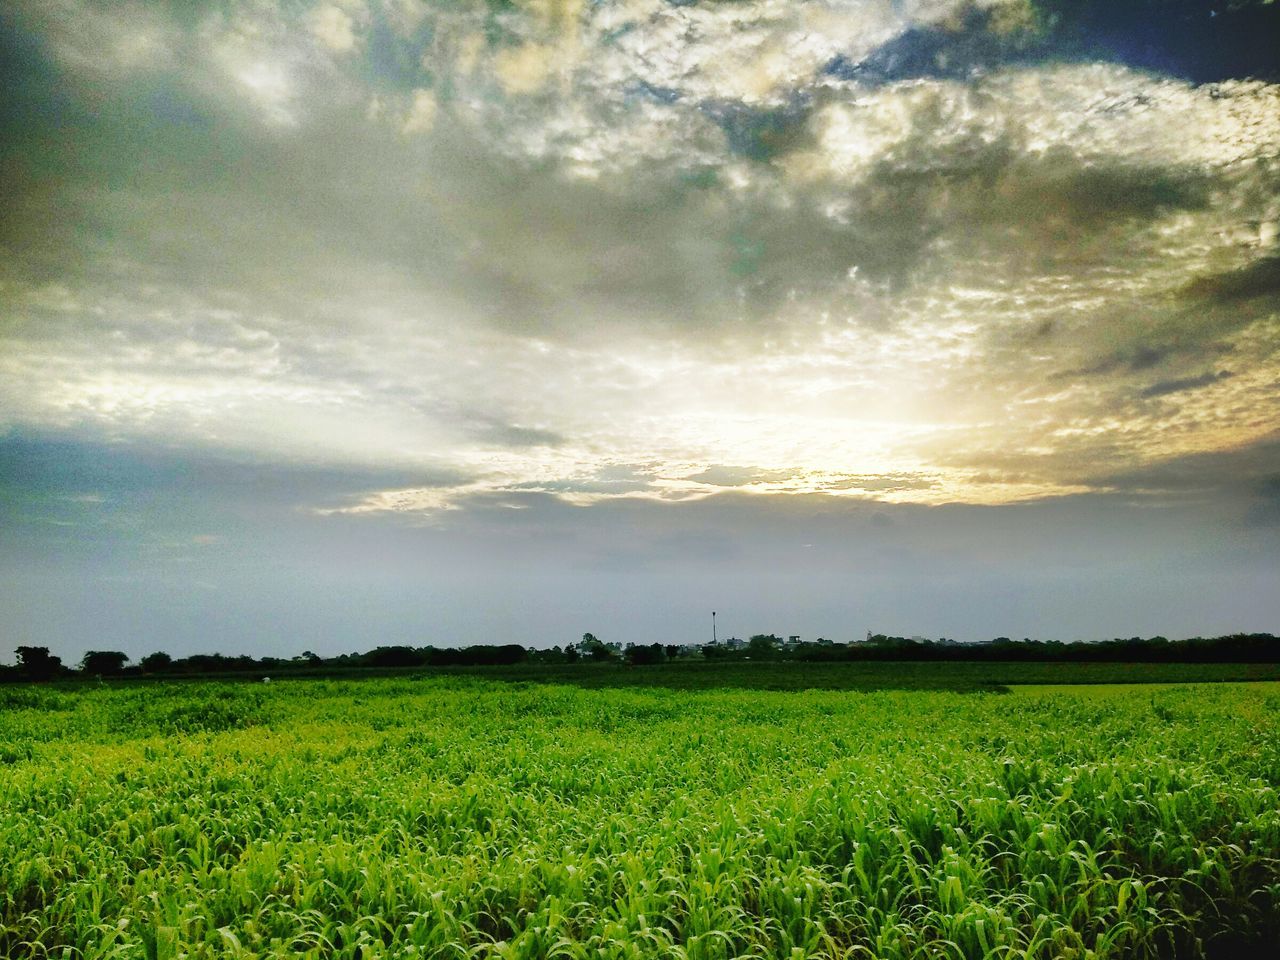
[309,4,359,53]
[400,87,436,133]
[818,474,940,493]
[5,429,1280,658]
[1082,429,1280,512]
[0,0,1277,521]
[467,420,566,450]
[1140,370,1233,400]
[1181,256,1280,303]
[683,465,798,488]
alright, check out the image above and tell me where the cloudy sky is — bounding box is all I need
[3,0,1278,660]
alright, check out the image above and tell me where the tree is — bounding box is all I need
[140,651,173,673]
[363,646,427,668]
[625,643,666,666]
[748,634,780,659]
[81,651,128,676]
[579,633,617,662]
[15,646,63,682]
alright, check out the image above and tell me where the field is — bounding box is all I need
[334,660,1280,691]
[3,670,1279,958]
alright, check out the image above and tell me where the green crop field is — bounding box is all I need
[3,676,1278,959]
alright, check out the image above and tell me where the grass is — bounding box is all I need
[2,676,1278,958]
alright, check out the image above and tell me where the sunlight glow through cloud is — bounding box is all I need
[3,0,1278,521]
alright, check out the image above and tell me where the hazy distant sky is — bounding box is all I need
[2,0,1278,660]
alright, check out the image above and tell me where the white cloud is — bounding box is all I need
[309,3,358,53]
[9,0,177,79]
[401,88,438,135]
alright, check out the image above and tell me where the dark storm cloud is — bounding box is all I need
[1139,370,1233,399]
[1091,436,1280,531]
[438,116,1222,334]
[1181,256,1280,304]
[823,149,1214,290]
[1070,343,1194,378]
[1073,431,1280,506]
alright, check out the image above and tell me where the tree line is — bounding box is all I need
[3,632,1279,682]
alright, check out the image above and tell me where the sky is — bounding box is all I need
[2,0,1278,662]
